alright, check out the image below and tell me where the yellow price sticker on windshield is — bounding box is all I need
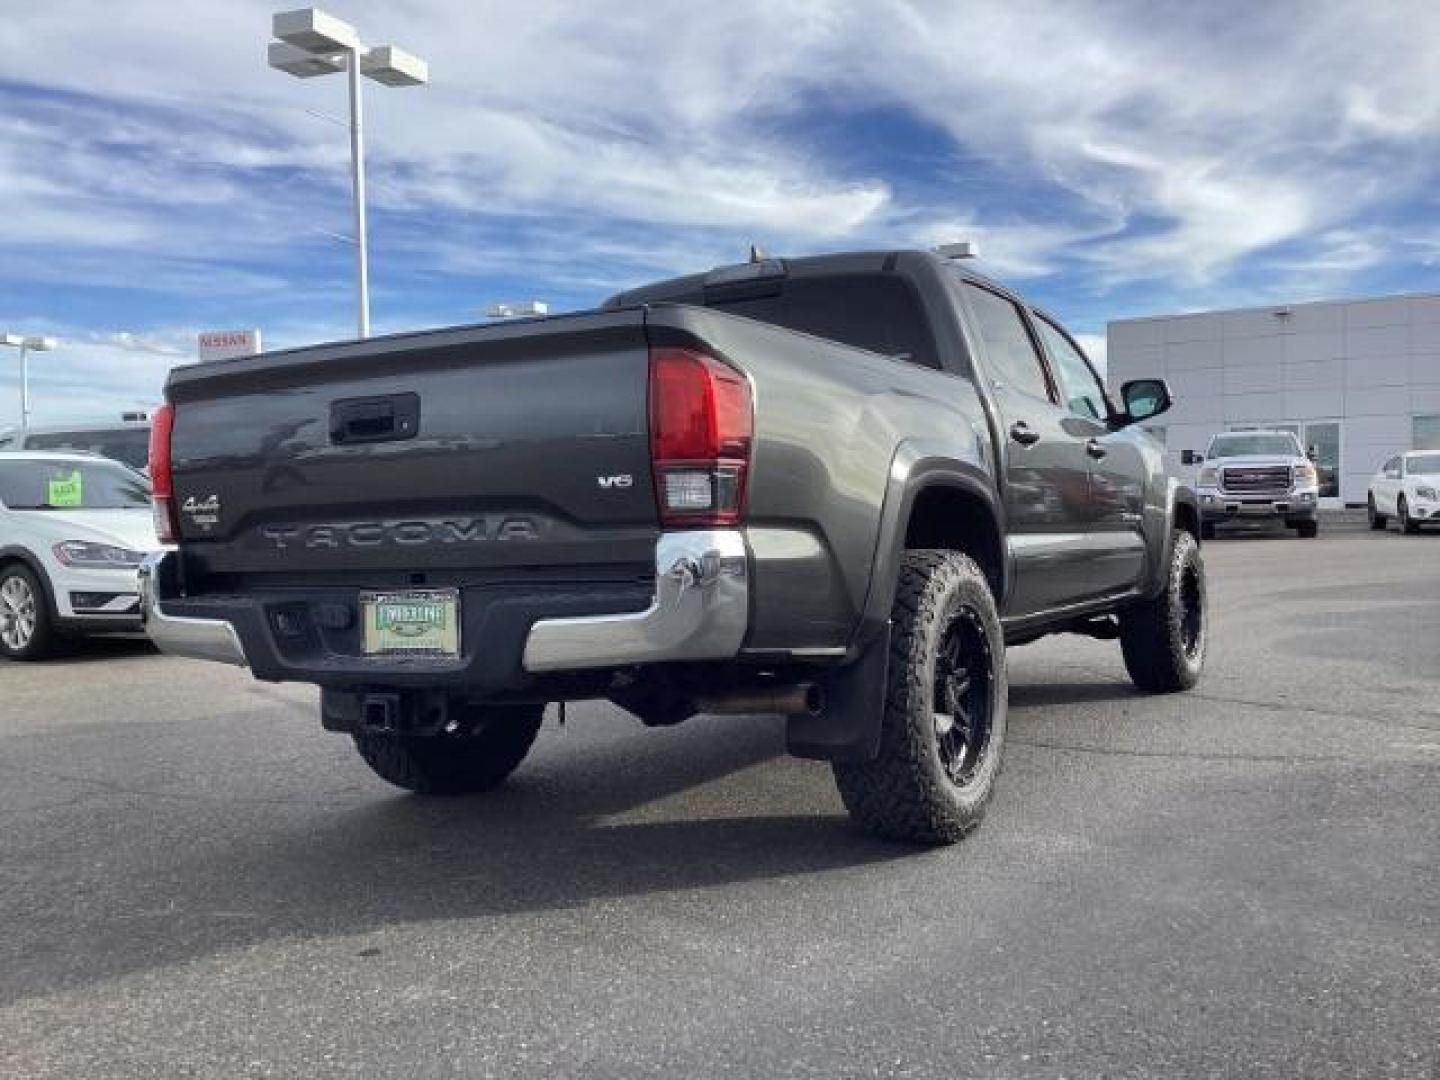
[47,471,83,508]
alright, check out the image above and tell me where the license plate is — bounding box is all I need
[360,589,460,656]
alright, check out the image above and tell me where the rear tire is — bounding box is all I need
[832,550,1007,845]
[1295,519,1319,538]
[1368,496,1387,530]
[0,564,58,661]
[1119,530,1206,693]
[353,702,544,795]
[1399,496,1420,535]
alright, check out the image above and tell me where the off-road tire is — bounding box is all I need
[1119,529,1206,693]
[0,564,58,661]
[1295,519,1319,538]
[1399,496,1420,535]
[832,550,1007,845]
[353,702,545,795]
[1368,496,1387,530]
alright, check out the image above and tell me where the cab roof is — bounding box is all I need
[602,248,1011,309]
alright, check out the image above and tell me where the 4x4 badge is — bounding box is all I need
[182,494,221,528]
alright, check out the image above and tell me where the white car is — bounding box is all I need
[1368,450,1440,534]
[0,452,160,659]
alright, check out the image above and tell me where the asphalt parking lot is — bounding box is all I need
[2,524,1437,1079]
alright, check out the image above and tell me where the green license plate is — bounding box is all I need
[360,589,460,656]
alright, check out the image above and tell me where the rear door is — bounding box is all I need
[958,281,1095,617]
[1032,314,1147,598]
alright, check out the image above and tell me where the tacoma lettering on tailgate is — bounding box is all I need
[260,517,539,550]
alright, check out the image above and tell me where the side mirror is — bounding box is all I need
[1120,378,1173,425]
[1181,449,1204,466]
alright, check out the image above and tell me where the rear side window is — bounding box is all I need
[962,284,1052,402]
[703,275,941,369]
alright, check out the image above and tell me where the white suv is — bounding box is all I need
[1368,451,1440,534]
[0,452,160,659]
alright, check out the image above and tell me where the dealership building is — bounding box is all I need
[1106,290,1440,506]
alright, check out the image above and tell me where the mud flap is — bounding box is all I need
[785,622,891,763]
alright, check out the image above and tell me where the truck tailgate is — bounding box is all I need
[165,310,659,584]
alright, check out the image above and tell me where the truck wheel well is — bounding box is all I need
[1174,501,1200,542]
[903,486,1003,601]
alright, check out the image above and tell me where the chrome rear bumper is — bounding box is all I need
[139,529,749,674]
[521,529,748,672]
[138,551,248,666]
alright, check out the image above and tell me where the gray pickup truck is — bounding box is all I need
[140,250,1205,844]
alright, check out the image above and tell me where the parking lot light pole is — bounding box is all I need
[268,9,428,339]
[1,333,57,433]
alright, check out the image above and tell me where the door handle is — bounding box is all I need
[330,393,419,445]
[1085,438,1108,459]
[1009,421,1040,446]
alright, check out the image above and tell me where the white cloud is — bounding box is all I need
[2,0,1440,424]
[5,1,1436,286]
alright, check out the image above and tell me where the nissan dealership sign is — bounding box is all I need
[198,328,262,362]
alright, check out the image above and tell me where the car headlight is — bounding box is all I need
[1198,466,1218,487]
[1417,485,1439,501]
[1293,463,1317,487]
[51,541,145,569]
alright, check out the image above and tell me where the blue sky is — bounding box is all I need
[2,0,1438,426]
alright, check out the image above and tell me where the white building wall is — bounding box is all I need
[1108,291,1440,504]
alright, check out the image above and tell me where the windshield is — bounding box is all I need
[22,427,151,471]
[1408,453,1440,475]
[1207,433,1301,458]
[0,459,151,510]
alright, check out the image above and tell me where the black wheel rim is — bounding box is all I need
[933,605,994,786]
[1178,561,1204,660]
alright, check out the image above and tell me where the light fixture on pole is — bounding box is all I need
[485,301,550,319]
[1,333,58,433]
[268,8,428,340]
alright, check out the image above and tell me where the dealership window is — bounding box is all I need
[1415,415,1440,451]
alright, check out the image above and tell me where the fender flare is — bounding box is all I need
[858,440,1007,630]
[788,440,1004,764]
[1143,479,1201,598]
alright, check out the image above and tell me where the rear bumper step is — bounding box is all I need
[139,552,248,666]
[139,529,749,679]
[521,530,747,672]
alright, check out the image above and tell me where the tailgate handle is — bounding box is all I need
[330,393,419,445]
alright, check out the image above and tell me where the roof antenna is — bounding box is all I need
[749,243,770,263]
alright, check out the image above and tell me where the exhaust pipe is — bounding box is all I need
[694,683,824,718]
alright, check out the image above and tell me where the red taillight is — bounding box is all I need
[149,403,179,544]
[648,346,753,527]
